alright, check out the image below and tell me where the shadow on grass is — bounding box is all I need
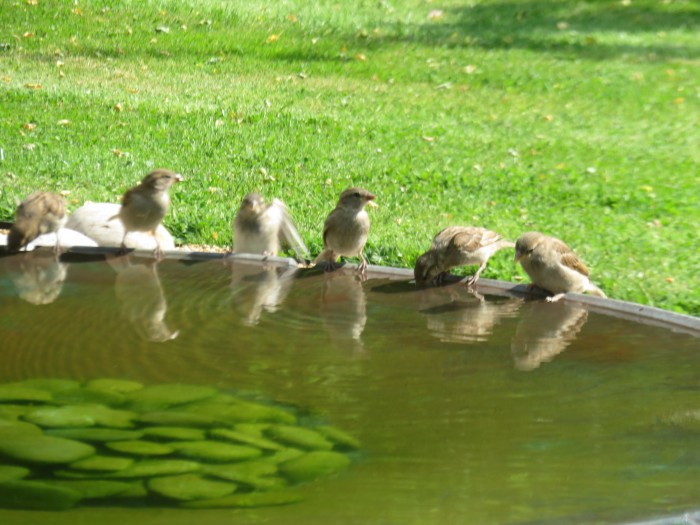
[373,0,700,61]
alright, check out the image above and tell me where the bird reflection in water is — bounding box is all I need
[320,270,367,351]
[419,286,522,344]
[110,255,179,342]
[229,259,298,326]
[511,301,589,371]
[4,250,67,305]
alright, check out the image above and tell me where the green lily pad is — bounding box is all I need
[278,451,350,483]
[6,379,79,393]
[117,480,148,497]
[0,419,43,438]
[38,479,133,499]
[266,425,333,451]
[147,474,237,501]
[45,428,143,442]
[0,465,30,482]
[0,480,82,510]
[105,440,174,456]
[181,489,303,508]
[263,448,306,464]
[234,423,271,437]
[169,441,262,462]
[203,461,287,490]
[0,385,52,403]
[105,459,201,478]
[315,426,361,450]
[0,405,32,421]
[142,426,206,441]
[203,459,277,479]
[69,455,135,472]
[138,411,217,428]
[23,404,137,429]
[52,388,126,407]
[85,379,144,393]
[210,428,284,451]
[127,384,217,410]
[177,400,296,425]
[0,435,95,464]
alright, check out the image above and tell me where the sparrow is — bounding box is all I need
[112,169,183,258]
[7,191,67,253]
[314,187,376,280]
[414,226,515,288]
[514,231,606,302]
[233,193,310,261]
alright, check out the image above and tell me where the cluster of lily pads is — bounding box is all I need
[0,379,359,511]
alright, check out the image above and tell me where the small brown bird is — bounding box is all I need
[514,231,606,302]
[113,169,183,258]
[315,187,376,279]
[414,226,515,288]
[233,193,310,261]
[7,191,67,253]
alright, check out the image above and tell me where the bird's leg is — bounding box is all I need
[435,272,449,286]
[357,252,368,282]
[118,231,129,255]
[545,293,566,303]
[53,230,64,257]
[463,262,487,289]
[152,231,164,261]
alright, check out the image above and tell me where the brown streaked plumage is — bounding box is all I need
[314,187,376,280]
[8,191,67,253]
[514,231,606,302]
[113,169,183,258]
[414,226,515,288]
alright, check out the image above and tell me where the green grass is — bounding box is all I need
[1,0,698,315]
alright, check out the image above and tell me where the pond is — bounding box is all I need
[0,250,699,525]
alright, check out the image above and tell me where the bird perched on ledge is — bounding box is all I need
[414,226,515,288]
[514,231,606,302]
[233,192,310,261]
[7,191,67,254]
[315,187,376,280]
[112,169,183,258]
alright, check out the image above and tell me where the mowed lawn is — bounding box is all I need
[1,0,698,315]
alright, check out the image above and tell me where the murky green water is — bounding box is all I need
[1,252,699,525]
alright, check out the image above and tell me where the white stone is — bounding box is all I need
[66,202,176,251]
[0,229,98,251]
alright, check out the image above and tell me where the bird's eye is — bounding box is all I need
[353,191,361,198]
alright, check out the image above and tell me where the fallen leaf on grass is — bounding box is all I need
[355,53,367,61]
[266,34,280,44]
[428,10,444,21]
[22,123,37,130]
[114,102,124,112]
[24,83,42,89]
[57,119,71,126]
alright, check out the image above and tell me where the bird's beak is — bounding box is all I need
[174,174,184,183]
[365,193,378,208]
[514,250,523,264]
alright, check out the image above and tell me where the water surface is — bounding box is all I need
[1,252,699,525]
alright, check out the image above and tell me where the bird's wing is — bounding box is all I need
[44,194,66,218]
[552,239,590,276]
[449,227,497,253]
[121,187,152,220]
[272,199,310,260]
